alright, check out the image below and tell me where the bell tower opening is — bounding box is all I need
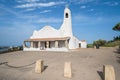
[60,7,73,37]
[65,13,68,18]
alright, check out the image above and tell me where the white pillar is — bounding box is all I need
[103,65,115,80]
[64,62,72,78]
[23,41,26,48]
[55,41,58,48]
[38,41,41,48]
[31,41,33,48]
[65,40,68,48]
[35,59,44,73]
[46,41,49,48]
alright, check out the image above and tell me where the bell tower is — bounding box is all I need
[60,6,73,37]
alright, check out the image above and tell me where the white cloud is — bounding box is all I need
[103,1,119,6]
[89,9,94,11]
[73,14,120,26]
[73,15,105,24]
[16,0,40,3]
[25,8,35,11]
[0,21,36,46]
[80,5,86,9]
[111,2,119,6]
[0,6,19,16]
[74,15,90,23]
[76,0,95,4]
[24,0,39,2]
[40,10,51,13]
[80,0,94,3]
[16,1,66,8]
[37,18,62,23]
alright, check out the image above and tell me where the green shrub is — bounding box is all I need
[87,44,94,48]
[103,41,120,47]
[93,39,107,46]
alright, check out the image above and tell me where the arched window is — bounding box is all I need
[66,13,68,18]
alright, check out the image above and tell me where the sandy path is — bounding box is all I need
[0,47,120,80]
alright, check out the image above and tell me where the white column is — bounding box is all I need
[65,40,68,48]
[23,41,26,48]
[64,62,72,78]
[46,41,49,48]
[55,41,58,48]
[31,41,33,48]
[35,59,44,73]
[103,65,115,80]
[38,41,41,48]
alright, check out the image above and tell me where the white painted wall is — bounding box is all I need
[31,26,62,39]
[79,41,87,48]
[24,47,68,52]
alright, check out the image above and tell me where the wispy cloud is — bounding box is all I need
[0,5,38,19]
[0,22,36,46]
[40,10,51,13]
[16,1,66,8]
[74,0,95,4]
[16,0,40,3]
[89,9,94,11]
[36,18,62,23]
[25,8,35,11]
[73,14,120,25]
[103,1,119,6]
[0,5,19,16]
[73,14,106,24]
[80,5,87,9]
[80,0,94,3]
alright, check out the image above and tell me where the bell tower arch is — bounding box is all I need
[60,6,73,37]
[65,13,69,18]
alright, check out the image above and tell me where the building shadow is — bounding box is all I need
[97,71,103,80]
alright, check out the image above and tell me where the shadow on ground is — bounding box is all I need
[114,48,120,63]
[97,71,103,80]
[116,56,120,63]
[114,48,120,54]
[42,65,48,72]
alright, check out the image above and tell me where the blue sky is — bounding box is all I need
[0,0,120,46]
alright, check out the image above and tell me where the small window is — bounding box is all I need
[66,13,68,18]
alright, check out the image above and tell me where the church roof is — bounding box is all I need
[40,25,57,32]
[25,37,70,41]
[30,25,63,39]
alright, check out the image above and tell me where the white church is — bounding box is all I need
[23,7,87,51]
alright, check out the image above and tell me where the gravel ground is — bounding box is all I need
[0,47,120,80]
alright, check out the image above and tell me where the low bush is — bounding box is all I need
[87,44,94,48]
[103,41,120,47]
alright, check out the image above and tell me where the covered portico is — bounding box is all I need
[23,37,70,51]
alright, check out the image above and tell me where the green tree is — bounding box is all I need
[113,36,120,41]
[113,22,120,31]
[113,23,120,48]
[93,39,107,46]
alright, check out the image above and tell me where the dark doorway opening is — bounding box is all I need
[79,43,81,48]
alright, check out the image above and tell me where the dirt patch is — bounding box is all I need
[0,47,120,80]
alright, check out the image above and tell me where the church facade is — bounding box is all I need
[23,7,87,51]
